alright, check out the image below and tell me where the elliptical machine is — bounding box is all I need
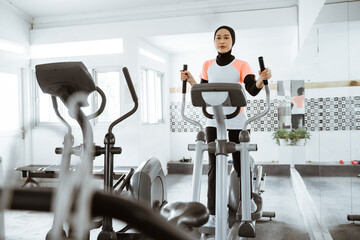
[182,57,275,240]
[35,62,168,240]
[96,67,168,240]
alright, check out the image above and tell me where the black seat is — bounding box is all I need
[160,201,209,229]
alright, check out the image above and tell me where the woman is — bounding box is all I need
[180,26,272,226]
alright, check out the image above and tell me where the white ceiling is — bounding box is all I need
[4,0,298,24]
[6,0,188,17]
[2,0,300,55]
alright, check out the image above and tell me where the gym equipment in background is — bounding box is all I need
[182,57,275,240]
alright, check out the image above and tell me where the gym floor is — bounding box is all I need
[3,172,360,239]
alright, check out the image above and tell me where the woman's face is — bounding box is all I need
[214,28,232,54]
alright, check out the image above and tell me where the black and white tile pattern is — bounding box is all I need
[305,96,360,131]
[170,96,360,132]
[170,99,279,133]
[170,102,206,133]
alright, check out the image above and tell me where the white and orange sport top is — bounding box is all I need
[291,95,305,114]
[199,58,254,129]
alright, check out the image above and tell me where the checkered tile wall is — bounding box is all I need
[170,96,360,132]
[305,96,360,131]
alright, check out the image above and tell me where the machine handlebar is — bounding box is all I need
[182,64,188,94]
[122,67,138,104]
[258,56,268,85]
[201,106,241,120]
[180,64,203,132]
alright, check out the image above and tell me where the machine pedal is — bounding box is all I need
[238,221,255,238]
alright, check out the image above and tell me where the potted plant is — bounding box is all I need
[288,130,296,145]
[272,129,290,146]
[180,157,192,163]
[292,128,310,146]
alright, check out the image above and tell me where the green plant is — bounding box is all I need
[272,129,290,145]
[288,130,296,142]
[180,157,192,163]
[292,128,310,142]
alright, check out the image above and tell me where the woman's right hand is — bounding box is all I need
[180,70,196,86]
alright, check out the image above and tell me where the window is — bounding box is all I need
[38,85,64,123]
[141,68,164,124]
[94,70,121,123]
[0,72,20,131]
[36,71,94,125]
[36,69,121,125]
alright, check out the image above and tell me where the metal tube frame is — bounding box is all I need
[191,141,206,202]
[213,105,228,240]
[181,93,207,202]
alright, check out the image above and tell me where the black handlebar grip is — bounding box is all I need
[258,56,268,85]
[182,64,188,94]
[111,147,122,155]
[55,147,63,154]
[122,67,138,103]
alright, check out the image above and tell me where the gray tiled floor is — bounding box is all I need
[302,176,360,240]
[166,174,309,240]
[2,174,360,239]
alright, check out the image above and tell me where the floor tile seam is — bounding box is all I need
[290,168,333,240]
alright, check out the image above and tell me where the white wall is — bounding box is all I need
[288,1,360,163]
[0,2,30,175]
[298,0,326,49]
[0,1,30,67]
[0,1,29,43]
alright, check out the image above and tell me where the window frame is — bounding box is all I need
[0,68,23,136]
[140,67,165,125]
[34,70,81,127]
[34,67,123,128]
[92,68,123,126]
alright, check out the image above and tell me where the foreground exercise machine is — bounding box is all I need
[35,62,168,239]
[182,57,275,240]
[1,178,198,240]
[33,61,208,239]
[36,62,105,239]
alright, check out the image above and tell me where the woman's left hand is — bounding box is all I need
[259,68,272,81]
[256,68,272,88]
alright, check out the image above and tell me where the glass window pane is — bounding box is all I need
[95,71,121,123]
[141,69,148,123]
[37,72,93,126]
[38,89,58,122]
[0,72,19,131]
[155,73,163,122]
[141,68,164,124]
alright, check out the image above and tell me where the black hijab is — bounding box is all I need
[214,26,236,66]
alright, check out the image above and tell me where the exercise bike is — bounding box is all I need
[182,57,275,240]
